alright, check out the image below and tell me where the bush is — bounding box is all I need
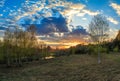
[113,46,119,52]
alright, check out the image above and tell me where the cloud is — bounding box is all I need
[7,0,99,25]
[3,0,100,34]
[62,3,86,16]
[110,3,120,16]
[70,25,88,35]
[24,14,69,35]
[15,4,44,20]
[65,9,80,16]
[76,12,86,16]
[107,17,119,25]
[70,4,86,10]
[82,10,99,16]
[82,18,87,20]
[13,0,70,21]
[59,2,99,31]
[75,10,99,17]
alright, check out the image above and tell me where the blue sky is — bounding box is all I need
[0,0,120,27]
[0,0,120,42]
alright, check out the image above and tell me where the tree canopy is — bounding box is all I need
[89,14,109,42]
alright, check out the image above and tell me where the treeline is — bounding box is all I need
[0,25,51,67]
[54,41,120,57]
[54,30,120,56]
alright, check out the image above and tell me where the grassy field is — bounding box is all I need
[0,54,120,81]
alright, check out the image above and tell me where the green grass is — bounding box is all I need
[0,54,120,81]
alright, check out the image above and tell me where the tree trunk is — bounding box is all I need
[6,50,11,67]
[98,51,101,64]
[97,42,101,64]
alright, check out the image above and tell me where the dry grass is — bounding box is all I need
[0,54,120,81]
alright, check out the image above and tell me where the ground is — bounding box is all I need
[0,54,120,81]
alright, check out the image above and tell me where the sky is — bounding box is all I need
[0,0,120,48]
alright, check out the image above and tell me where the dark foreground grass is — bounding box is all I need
[0,54,120,81]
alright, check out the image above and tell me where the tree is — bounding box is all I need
[4,27,13,67]
[1,24,48,66]
[27,25,37,48]
[89,14,109,64]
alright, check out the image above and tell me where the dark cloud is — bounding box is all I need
[71,25,88,35]
[36,15,68,34]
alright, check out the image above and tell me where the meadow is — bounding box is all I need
[0,53,120,81]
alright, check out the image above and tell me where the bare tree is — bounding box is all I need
[89,14,109,64]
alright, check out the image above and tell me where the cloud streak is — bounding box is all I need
[110,3,120,16]
[107,17,119,25]
[82,10,99,16]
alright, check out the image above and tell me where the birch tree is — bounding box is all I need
[89,14,109,64]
